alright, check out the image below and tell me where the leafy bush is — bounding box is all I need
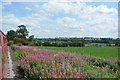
[16,43,22,46]
[13,37,29,45]
[28,42,35,46]
[68,42,84,47]
[8,40,14,46]
[51,42,59,47]
[42,41,51,46]
[35,41,42,46]
[115,42,120,46]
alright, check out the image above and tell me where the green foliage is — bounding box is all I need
[14,49,23,60]
[16,43,22,46]
[13,48,32,60]
[16,25,29,39]
[13,37,29,45]
[115,41,120,46]
[106,43,111,46]
[8,40,14,46]
[58,42,68,47]
[42,41,51,46]
[28,42,35,46]
[39,41,84,47]
[6,25,33,46]
[68,42,84,47]
[35,40,42,46]
[51,42,58,47]
[6,30,17,41]
[28,35,34,41]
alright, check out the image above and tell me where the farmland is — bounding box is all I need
[40,47,118,58]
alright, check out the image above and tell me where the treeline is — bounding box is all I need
[8,38,85,47]
[7,25,35,46]
[6,25,84,47]
[35,41,84,47]
[6,25,120,47]
[38,37,119,44]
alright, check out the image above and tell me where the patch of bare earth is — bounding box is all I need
[9,48,25,80]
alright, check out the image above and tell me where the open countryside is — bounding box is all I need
[1,1,120,79]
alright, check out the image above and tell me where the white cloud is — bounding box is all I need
[2,10,52,36]
[53,2,118,37]
[25,7,32,11]
[55,16,118,37]
[97,5,117,14]
[43,2,86,14]
[57,17,76,25]
[43,2,117,20]
[2,2,118,38]
[80,4,117,20]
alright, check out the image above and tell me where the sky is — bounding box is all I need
[0,1,118,38]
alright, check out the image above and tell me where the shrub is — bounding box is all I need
[35,41,42,46]
[68,42,84,47]
[8,40,14,46]
[42,41,51,46]
[28,42,35,46]
[115,42,120,46]
[51,42,58,47]
[16,43,22,46]
[13,37,29,45]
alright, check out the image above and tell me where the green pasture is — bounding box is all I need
[85,43,115,46]
[40,47,119,58]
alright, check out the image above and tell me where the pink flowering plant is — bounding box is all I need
[13,45,120,78]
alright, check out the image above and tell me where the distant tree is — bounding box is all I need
[28,35,34,41]
[42,41,51,46]
[115,42,120,46]
[16,25,29,39]
[35,40,42,46]
[68,42,84,47]
[6,30,17,41]
[51,42,58,47]
[61,42,69,47]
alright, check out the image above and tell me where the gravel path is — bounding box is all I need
[7,47,15,78]
[6,47,25,80]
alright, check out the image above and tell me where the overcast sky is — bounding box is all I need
[0,1,118,38]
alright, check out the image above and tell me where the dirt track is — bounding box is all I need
[7,48,25,80]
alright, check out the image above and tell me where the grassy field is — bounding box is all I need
[40,47,118,58]
[85,43,115,46]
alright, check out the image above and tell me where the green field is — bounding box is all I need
[40,47,118,58]
[85,43,115,46]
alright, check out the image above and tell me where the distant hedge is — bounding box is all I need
[35,41,85,47]
[115,42,120,46]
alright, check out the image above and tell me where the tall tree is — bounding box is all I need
[16,25,29,39]
[6,30,17,41]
